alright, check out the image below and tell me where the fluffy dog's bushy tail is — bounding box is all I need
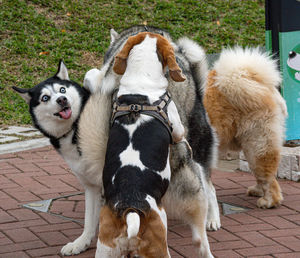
[207,47,287,114]
[176,37,208,90]
[126,212,140,238]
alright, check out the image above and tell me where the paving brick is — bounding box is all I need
[1,251,30,258]
[236,231,277,247]
[260,228,300,238]
[216,188,246,196]
[283,200,300,212]
[61,211,84,219]
[4,228,38,242]
[170,244,199,258]
[213,249,243,258]
[168,248,184,258]
[30,222,80,233]
[228,213,261,224]
[219,195,256,208]
[61,227,83,237]
[260,216,297,229]
[0,175,13,184]
[4,189,40,202]
[74,247,97,258]
[0,218,48,231]
[8,208,40,221]
[213,178,241,189]
[248,206,298,218]
[217,216,241,227]
[0,167,21,175]
[235,244,290,256]
[38,212,72,224]
[0,235,13,245]
[74,200,85,212]
[26,246,60,257]
[283,214,300,224]
[168,236,195,246]
[50,200,76,214]
[210,240,252,251]
[14,163,41,172]
[275,252,300,258]
[0,240,46,254]
[168,224,191,237]
[37,231,70,246]
[223,223,276,233]
[0,190,11,199]
[0,182,20,189]
[281,184,300,195]
[208,229,239,242]
[42,165,69,175]
[0,210,17,223]
[273,236,300,251]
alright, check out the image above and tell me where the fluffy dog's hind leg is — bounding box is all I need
[61,186,102,255]
[246,149,283,208]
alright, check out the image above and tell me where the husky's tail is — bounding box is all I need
[126,212,140,238]
[176,37,208,90]
[206,47,286,114]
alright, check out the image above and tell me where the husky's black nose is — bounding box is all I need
[56,96,68,106]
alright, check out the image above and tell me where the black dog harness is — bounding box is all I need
[111,91,174,143]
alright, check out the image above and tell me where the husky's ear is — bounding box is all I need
[113,32,148,75]
[12,86,31,104]
[156,35,186,82]
[110,29,119,44]
[55,60,70,81]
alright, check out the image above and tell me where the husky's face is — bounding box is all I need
[13,61,89,139]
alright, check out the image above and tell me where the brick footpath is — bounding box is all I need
[0,146,299,258]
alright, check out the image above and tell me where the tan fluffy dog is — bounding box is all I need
[203,47,287,208]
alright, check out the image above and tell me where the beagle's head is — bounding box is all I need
[113,31,186,82]
[98,205,170,258]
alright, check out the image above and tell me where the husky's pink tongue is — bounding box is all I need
[59,108,72,119]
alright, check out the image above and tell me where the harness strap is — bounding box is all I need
[111,91,174,143]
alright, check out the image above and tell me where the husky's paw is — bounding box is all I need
[83,68,103,94]
[206,218,221,231]
[61,235,92,256]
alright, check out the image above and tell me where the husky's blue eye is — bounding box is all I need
[41,95,50,102]
[60,87,66,93]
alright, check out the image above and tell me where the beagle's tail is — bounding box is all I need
[126,212,140,238]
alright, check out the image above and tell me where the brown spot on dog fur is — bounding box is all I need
[113,32,185,82]
[138,209,169,258]
[99,206,169,257]
[99,205,126,248]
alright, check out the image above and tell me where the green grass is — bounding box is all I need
[0,0,265,125]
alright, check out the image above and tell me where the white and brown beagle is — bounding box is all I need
[96,32,187,258]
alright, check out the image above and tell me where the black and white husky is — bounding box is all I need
[13,26,220,257]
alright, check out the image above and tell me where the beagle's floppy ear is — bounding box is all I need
[156,36,186,82]
[113,32,148,75]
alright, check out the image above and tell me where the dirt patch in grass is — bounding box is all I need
[80,51,103,68]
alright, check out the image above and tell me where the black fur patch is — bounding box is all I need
[103,94,170,214]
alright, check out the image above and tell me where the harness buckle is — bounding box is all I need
[130,104,141,112]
